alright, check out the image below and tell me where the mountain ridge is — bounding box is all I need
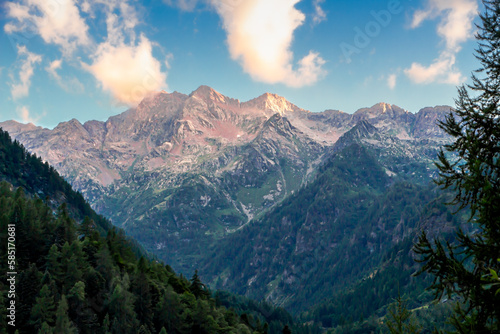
[0,85,454,275]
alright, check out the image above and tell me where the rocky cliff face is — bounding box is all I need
[0,86,453,272]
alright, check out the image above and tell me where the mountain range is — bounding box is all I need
[0,86,457,326]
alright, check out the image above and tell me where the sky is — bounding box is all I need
[0,0,484,129]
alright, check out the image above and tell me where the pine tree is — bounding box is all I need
[54,203,76,246]
[39,322,53,334]
[79,216,96,239]
[131,272,154,332]
[106,273,139,333]
[385,294,420,334]
[102,313,112,334]
[155,286,181,333]
[414,1,500,332]
[190,270,210,299]
[16,263,42,332]
[54,295,77,334]
[46,244,62,284]
[30,284,56,330]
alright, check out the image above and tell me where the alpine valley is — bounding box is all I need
[1,86,462,331]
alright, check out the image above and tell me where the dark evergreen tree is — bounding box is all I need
[385,294,420,334]
[39,322,53,334]
[414,1,500,332]
[30,284,56,330]
[107,273,139,334]
[190,270,210,299]
[54,295,77,334]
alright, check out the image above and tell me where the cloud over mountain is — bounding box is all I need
[4,0,168,106]
[211,0,326,87]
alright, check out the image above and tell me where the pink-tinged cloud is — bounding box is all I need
[4,0,169,106]
[211,0,326,87]
[10,46,41,100]
[387,73,397,90]
[16,105,45,124]
[312,0,327,25]
[405,0,478,85]
[85,35,167,106]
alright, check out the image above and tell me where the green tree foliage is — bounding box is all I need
[30,284,56,330]
[190,270,210,299]
[54,295,77,334]
[385,294,420,334]
[414,1,500,332]
[0,182,263,334]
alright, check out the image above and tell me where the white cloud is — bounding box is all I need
[93,0,140,46]
[76,0,167,105]
[10,46,42,100]
[405,0,478,85]
[4,0,91,56]
[312,0,326,24]
[4,0,169,106]
[410,0,477,52]
[210,0,326,87]
[405,52,463,84]
[84,35,167,106]
[16,105,45,124]
[46,59,85,93]
[164,0,200,11]
[387,73,397,89]
[80,1,167,105]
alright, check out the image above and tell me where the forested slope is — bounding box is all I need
[0,128,317,333]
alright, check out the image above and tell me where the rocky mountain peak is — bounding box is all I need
[350,103,415,139]
[0,120,41,136]
[53,118,85,133]
[331,119,383,154]
[412,106,453,139]
[242,92,305,117]
[354,103,409,118]
[345,120,378,140]
[189,85,237,105]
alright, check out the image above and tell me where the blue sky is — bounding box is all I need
[0,0,482,128]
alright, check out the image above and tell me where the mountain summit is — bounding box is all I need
[242,92,305,116]
[0,86,452,273]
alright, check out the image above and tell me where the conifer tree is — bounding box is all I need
[79,216,96,239]
[102,313,112,334]
[385,294,420,334]
[30,284,56,330]
[54,295,77,334]
[39,322,53,334]
[107,273,139,333]
[190,270,210,299]
[46,245,62,285]
[414,1,500,332]
[54,203,76,246]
